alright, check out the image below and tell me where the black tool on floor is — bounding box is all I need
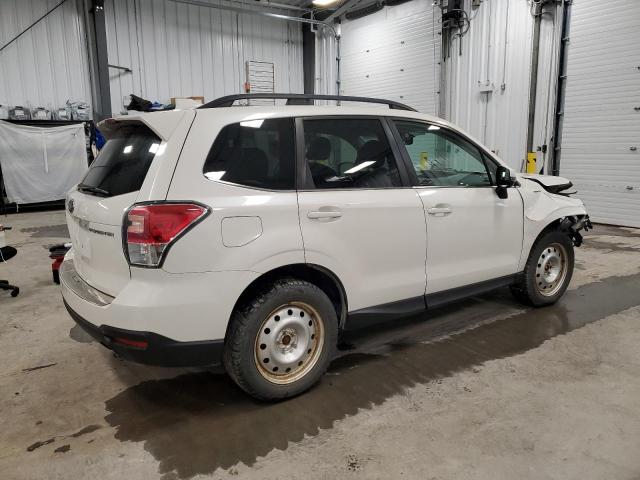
[0,226,19,297]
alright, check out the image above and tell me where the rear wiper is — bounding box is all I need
[77,184,111,197]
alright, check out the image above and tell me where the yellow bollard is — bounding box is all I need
[526,152,537,173]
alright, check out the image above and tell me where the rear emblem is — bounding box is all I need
[67,198,75,214]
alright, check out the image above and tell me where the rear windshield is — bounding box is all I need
[80,124,161,197]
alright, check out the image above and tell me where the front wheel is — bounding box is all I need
[224,278,338,400]
[511,230,574,307]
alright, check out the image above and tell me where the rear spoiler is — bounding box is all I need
[97,110,189,141]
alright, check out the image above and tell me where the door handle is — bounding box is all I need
[307,210,343,219]
[427,206,452,216]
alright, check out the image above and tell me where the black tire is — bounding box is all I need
[223,277,338,401]
[511,229,574,307]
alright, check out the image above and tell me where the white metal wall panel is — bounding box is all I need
[338,0,441,115]
[105,0,304,115]
[315,0,562,171]
[559,0,640,227]
[314,28,338,97]
[0,0,92,110]
[442,0,562,171]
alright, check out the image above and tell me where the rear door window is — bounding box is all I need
[80,123,161,197]
[302,118,403,189]
[203,118,295,190]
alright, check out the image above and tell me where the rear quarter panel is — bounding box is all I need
[162,110,305,274]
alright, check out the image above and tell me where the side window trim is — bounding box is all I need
[294,117,310,190]
[386,117,421,187]
[480,151,500,186]
[295,115,413,191]
[388,118,496,188]
[380,116,413,187]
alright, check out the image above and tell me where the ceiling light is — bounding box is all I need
[312,0,340,6]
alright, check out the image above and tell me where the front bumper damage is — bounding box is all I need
[559,215,593,247]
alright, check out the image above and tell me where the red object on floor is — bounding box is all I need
[49,244,70,284]
[51,257,64,282]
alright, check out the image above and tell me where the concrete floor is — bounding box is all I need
[1,210,640,480]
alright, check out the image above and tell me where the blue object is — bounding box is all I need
[95,127,106,150]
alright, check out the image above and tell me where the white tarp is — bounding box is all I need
[0,121,87,204]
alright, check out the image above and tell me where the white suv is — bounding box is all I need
[61,94,591,400]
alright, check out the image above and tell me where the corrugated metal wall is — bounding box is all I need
[314,28,338,97]
[338,0,441,114]
[316,0,563,171]
[105,0,304,115]
[558,0,640,227]
[0,0,92,110]
[441,0,562,171]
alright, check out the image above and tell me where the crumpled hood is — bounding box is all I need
[516,173,575,194]
[517,173,571,188]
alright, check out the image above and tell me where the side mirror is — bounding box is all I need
[495,166,512,199]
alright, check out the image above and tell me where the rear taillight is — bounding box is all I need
[124,203,209,267]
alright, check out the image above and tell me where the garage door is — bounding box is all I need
[559,0,640,227]
[339,0,440,115]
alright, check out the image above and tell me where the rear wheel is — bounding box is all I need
[511,230,574,306]
[224,278,338,400]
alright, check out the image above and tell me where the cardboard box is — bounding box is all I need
[171,96,205,109]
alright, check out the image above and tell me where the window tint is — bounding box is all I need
[80,123,160,197]
[303,118,402,189]
[394,120,495,187]
[203,118,295,190]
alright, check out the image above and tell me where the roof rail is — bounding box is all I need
[199,93,417,112]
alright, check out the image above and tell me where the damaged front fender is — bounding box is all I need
[516,178,590,270]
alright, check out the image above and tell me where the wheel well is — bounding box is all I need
[539,218,563,238]
[232,264,347,329]
[535,214,590,249]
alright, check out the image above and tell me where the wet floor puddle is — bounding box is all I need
[104,273,640,479]
[20,224,69,238]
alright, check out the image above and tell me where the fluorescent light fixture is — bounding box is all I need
[428,125,440,131]
[344,160,375,174]
[123,145,133,154]
[205,171,226,181]
[240,119,264,128]
[312,0,339,6]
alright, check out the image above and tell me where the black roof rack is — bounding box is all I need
[199,93,417,112]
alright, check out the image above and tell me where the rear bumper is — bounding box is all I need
[60,253,259,367]
[64,300,224,367]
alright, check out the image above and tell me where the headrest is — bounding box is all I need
[307,136,331,161]
[356,140,388,165]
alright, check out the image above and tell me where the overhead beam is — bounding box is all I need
[325,0,362,23]
[232,0,311,13]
